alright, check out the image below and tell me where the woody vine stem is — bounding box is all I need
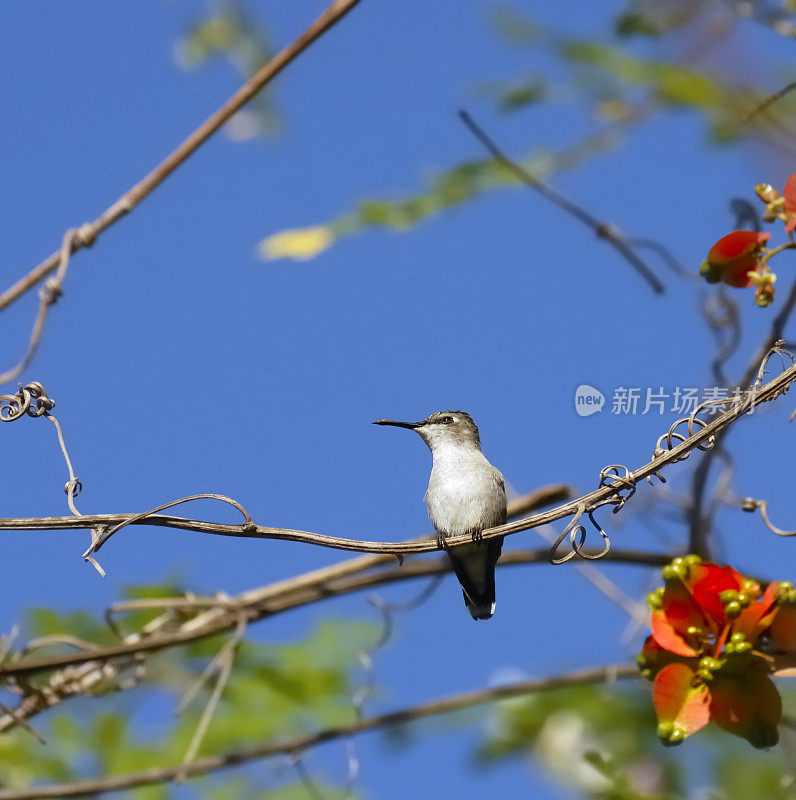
[0,343,794,567]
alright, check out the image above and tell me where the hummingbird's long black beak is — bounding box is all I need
[373,419,423,429]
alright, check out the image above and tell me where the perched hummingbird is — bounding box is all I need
[374,411,507,620]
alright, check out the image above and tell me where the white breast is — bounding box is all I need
[424,443,506,536]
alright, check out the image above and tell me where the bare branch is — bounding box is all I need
[0,663,638,800]
[458,110,666,294]
[741,81,796,126]
[175,616,248,782]
[0,229,80,385]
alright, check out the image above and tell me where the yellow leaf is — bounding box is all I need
[258,225,334,261]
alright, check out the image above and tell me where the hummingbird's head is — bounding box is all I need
[373,410,481,451]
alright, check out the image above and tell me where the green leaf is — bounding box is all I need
[496,79,546,113]
[260,151,559,262]
[26,608,115,646]
[561,42,725,109]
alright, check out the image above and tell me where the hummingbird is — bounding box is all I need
[374,410,507,620]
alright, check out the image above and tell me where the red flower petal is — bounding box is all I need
[708,230,771,260]
[653,581,710,656]
[705,231,771,288]
[651,609,701,656]
[733,582,781,642]
[652,663,711,743]
[782,173,796,212]
[690,563,743,629]
[769,602,796,653]
[709,665,781,748]
[779,175,796,232]
[638,634,694,679]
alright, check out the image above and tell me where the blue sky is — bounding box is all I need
[0,1,794,797]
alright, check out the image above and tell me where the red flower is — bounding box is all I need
[783,173,796,234]
[699,231,771,288]
[638,556,796,748]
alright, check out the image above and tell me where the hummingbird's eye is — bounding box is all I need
[439,416,454,424]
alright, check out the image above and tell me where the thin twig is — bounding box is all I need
[339,576,444,796]
[0,702,46,745]
[82,493,255,573]
[0,230,81,385]
[292,755,332,800]
[175,616,248,782]
[741,81,796,126]
[741,497,796,537]
[536,525,647,625]
[702,290,741,387]
[624,237,693,279]
[458,110,666,294]
[0,663,637,799]
[20,636,102,656]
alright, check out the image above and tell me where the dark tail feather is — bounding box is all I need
[447,537,503,621]
[462,589,495,620]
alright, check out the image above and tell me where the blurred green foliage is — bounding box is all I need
[259,2,795,261]
[176,0,279,139]
[1,587,794,798]
[0,593,377,798]
[478,683,796,800]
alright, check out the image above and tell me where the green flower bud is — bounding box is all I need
[660,724,686,746]
[730,632,746,643]
[684,554,702,566]
[725,601,742,618]
[662,561,689,582]
[646,588,664,609]
[719,589,739,604]
[700,259,722,284]
[657,721,674,738]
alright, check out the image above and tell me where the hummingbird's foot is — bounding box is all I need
[435,530,448,551]
[471,528,484,545]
